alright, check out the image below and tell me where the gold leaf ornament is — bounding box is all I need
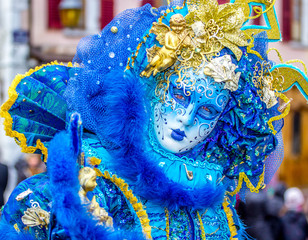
[186,0,248,60]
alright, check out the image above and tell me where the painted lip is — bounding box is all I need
[171,129,186,141]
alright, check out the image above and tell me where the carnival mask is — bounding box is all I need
[153,69,230,154]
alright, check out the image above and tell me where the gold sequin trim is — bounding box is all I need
[165,208,170,240]
[222,197,238,240]
[197,211,206,240]
[227,165,265,197]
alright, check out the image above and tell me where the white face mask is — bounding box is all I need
[153,71,230,154]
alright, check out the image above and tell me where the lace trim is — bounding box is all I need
[0,61,74,162]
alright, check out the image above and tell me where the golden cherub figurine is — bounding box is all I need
[78,167,113,228]
[140,13,193,78]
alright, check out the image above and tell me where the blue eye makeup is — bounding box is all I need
[170,85,190,107]
[197,105,220,120]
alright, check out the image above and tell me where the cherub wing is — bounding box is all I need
[150,22,171,46]
[146,45,161,62]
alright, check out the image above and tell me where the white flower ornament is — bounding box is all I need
[204,55,241,92]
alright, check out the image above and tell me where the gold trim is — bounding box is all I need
[238,0,281,41]
[226,165,265,197]
[13,223,20,233]
[165,208,170,240]
[245,0,276,20]
[267,48,308,75]
[102,171,152,239]
[222,197,238,240]
[268,93,290,135]
[245,32,263,60]
[0,61,74,162]
[197,211,206,240]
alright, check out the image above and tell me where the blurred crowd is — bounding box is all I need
[238,183,308,240]
[0,152,46,209]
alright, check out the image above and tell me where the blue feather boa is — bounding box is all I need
[47,113,144,239]
[0,221,35,240]
[94,71,225,211]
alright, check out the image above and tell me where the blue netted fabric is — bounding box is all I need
[65,4,170,139]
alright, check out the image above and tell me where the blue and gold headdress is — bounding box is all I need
[128,0,308,197]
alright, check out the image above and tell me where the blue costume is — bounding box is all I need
[1,1,308,239]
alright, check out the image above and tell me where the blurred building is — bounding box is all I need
[0,0,30,166]
[272,1,308,188]
[0,0,167,165]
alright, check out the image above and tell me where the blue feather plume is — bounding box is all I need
[0,221,35,240]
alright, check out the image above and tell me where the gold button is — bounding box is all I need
[111,26,118,34]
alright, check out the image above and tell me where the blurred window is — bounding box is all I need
[101,0,114,29]
[48,0,62,29]
[283,0,308,45]
[282,0,292,41]
[48,0,86,29]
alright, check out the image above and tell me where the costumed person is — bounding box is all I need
[15,154,46,185]
[1,0,308,239]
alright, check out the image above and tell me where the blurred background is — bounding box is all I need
[0,0,308,239]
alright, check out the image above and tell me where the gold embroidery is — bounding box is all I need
[13,224,20,233]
